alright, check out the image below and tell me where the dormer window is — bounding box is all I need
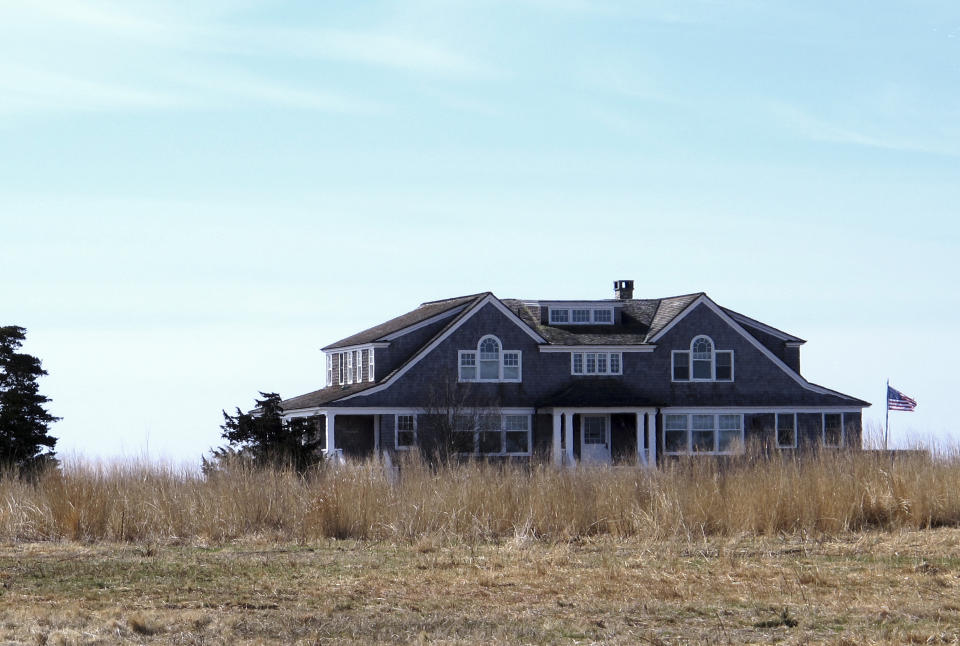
[549,307,615,325]
[672,335,733,382]
[459,335,521,382]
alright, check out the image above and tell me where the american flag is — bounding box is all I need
[887,385,917,411]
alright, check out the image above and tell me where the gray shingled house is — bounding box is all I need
[280,281,869,466]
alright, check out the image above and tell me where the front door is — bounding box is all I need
[580,415,611,464]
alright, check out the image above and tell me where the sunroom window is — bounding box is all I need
[663,413,743,455]
[454,413,531,456]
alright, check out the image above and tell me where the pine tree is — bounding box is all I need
[210,392,322,473]
[0,326,59,470]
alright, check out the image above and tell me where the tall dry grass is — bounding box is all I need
[1,449,959,544]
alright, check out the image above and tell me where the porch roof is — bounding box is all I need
[537,379,661,409]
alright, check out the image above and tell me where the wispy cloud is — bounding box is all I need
[769,101,960,157]
[0,1,496,118]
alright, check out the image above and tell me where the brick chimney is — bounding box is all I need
[614,279,634,300]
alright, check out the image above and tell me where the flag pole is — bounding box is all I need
[884,378,890,451]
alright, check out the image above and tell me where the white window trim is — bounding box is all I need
[338,353,345,385]
[395,414,417,450]
[671,336,734,383]
[458,335,522,383]
[346,351,354,384]
[354,350,361,383]
[453,411,533,457]
[822,412,844,448]
[662,412,745,456]
[326,354,333,387]
[570,351,623,376]
[775,413,798,449]
[548,306,615,325]
[368,349,375,383]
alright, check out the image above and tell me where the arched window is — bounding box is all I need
[671,335,733,382]
[459,335,522,382]
[478,336,501,380]
[691,335,714,380]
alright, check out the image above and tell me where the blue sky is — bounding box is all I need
[2,1,957,462]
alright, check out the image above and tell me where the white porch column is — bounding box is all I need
[552,411,562,466]
[645,411,656,468]
[563,411,575,467]
[636,412,647,467]
[325,412,336,456]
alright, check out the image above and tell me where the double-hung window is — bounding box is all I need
[776,413,797,448]
[823,413,843,447]
[368,349,375,382]
[353,350,361,383]
[326,354,333,387]
[672,336,733,382]
[570,351,622,375]
[663,413,743,455]
[459,336,521,382]
[346,351,354,384]
[338,353,345,385]
[395,414,416,449]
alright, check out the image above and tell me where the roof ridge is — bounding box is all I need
[418,292,490,306]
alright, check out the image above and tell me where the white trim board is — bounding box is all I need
[336,294,546,402]
[647,294,863,402]
[540,345,655,353]
[724,310,805,343]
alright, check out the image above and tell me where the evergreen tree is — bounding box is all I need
[0,326,59,470]
[209,392,322,472]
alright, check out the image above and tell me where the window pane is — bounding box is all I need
[715,352,732,380]
[453,414,474,431]
[572,353,583,374]
[673,353,690,380]
[460,352,476,367]
[503,352,519,367]
[665,415,687,431]
[585,354,596,373]
[610,353,621,373]
[479,431,502,454]
[692,337,713,359]
[505,431,528,453]
[597,353,607,373]
[550,309,569,323]
[593,309,612,323]
[503,366,519,380]
[777,414,796,447]
[665,430,687,452]
[572,309,590,322]
[692,415,714,431]
[692,431,714,452]
[479,360,499,379]
[452,431,474,453]
[478,414,500,430]
[479,338,500,359]
[460,366,477,380]
[718,415,740,431]
[397,431,415,447]
[692,359,712,379]
[504,415,528,431]
[583,417,605,444]
[717,430,740,452]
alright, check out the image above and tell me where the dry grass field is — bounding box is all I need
[1,450,959,644]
